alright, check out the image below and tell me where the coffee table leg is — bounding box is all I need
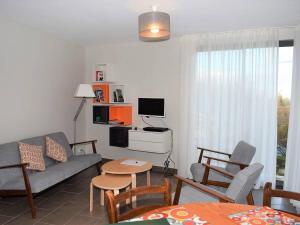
[125,186,131,205]
[100,189,104,206]
[90,182,93,212]
[113,189,120,210]
[131,173,137,208]
[147,170,151,186]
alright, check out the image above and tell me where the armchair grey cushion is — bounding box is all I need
[226,141,256,174]
[225,163,264,203]
[190,163,231,183]
[178,163,263,204]
[190,141,256,182]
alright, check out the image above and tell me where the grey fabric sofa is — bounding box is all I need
[0,132,102,218]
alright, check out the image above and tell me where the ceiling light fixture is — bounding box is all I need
[138,5,170,42]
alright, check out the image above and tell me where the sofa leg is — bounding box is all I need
[96,163,101,175]
[26,192,36,218]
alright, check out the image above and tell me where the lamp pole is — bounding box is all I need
[73,98,87,143]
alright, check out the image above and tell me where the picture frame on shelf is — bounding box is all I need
[92,83,109,104]
[95,70,104,81]
[95,89,105,102]
[94,64,107,82]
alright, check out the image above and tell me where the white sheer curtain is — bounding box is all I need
[178,28,279,187]
[284,25,300,209]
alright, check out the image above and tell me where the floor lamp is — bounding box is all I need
[73,84,95,146]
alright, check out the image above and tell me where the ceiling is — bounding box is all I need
[0,0,300,46]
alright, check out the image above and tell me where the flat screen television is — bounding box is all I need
[138,98,165,117]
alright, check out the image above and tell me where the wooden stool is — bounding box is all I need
[90,174,131,212]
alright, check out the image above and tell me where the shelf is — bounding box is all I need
[93,103,132,106]
[92,81,115,84]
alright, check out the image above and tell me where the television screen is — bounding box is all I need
[138,98,165,117]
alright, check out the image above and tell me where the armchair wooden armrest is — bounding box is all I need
[173,175,235,205]
[202,163,234,178]
[69,139,98,154]
[0,163,28,170]
[197,147,231,163]
[203,156,248,169]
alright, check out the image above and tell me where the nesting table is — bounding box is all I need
[89,174,131,211]
[101,158,153,207]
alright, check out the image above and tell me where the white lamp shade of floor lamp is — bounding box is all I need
[73,84,95,146]
[74,84,95,98]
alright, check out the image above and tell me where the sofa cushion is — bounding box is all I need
[19,142,46,171]
[2,165,66,193]
[0,142,22,187]
[2,153,102,193]
[20,135,55,168]
[46,132,73,158]
[46,136,67,162]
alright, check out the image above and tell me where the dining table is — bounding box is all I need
[126,202,300,225]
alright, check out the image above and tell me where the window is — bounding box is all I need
[276,40,294,184]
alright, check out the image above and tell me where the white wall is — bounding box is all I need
[0,18,85,143]
[85,40,181,167]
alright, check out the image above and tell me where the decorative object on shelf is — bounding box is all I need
[73,84,95,142]
[95,64,107,82]
[138,5,170,42]
[93,83,109,103]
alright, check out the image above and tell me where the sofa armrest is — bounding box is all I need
[0,163,29,170]
[69,140,98,154]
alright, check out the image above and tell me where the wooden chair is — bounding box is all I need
[190,141,256,189]
[105,178,172,223]
[174,163,264,206]
[263,182,300,216]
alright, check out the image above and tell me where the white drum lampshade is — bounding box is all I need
[74,84,95,98]
[138,10,170,42]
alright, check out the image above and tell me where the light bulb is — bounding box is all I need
[150,27,160,34]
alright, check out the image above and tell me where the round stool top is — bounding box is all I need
[102,158,152,175]
[92,174,132,190]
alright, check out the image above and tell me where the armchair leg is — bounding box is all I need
[201,158,211,185]
[247,191,254,205]
[173,179,183,205]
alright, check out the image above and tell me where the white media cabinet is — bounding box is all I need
[128,129,171,154]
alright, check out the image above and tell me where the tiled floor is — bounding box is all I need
[0,165,297,225]
[0,165,176,225]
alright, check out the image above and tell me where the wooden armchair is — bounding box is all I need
[174,163,264,206]
[263,182,300,216]
[105,179,172,223]
[191,141,256,189]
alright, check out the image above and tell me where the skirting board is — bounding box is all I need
[101,158,177,175]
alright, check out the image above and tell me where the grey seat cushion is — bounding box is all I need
[174,186,220,204]
[190,163,231,183]
[0,142,23,187]
[2,153,102,193]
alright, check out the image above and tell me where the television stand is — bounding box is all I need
[128,129,171,153]
[143,127,169,132]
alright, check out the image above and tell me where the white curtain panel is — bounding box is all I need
[178,28,279,187]
[285,25,300,209]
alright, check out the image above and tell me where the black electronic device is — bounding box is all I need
[143,127,169,132]
[138,98,165,117]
